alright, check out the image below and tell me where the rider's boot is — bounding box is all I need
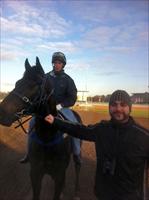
[73,154,82,165]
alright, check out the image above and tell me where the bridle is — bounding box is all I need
[11,76,54,134]
[11,91,34,106]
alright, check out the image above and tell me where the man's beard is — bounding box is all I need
[110,111,129,123]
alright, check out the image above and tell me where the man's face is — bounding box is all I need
[109,101,130,123]
[53,60,63,72]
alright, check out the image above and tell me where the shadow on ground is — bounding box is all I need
[0,125,97,200]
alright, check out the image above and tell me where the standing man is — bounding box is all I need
[45,90,149,200]
[20,52,82,165]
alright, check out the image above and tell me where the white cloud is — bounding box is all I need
[38,41,79,53]
[79,22,148,52]
[1,39,29,61]
[1,1,74,61]
[1,51,16,61]
[2,1,71,38]
[95,71,120,76]
[1,50,26,61]
[68,1,148,24]
[1,16,50,37]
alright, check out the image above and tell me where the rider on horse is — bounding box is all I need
[20,52,82,165]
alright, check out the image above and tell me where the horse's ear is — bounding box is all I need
[36,57,45,74]
[25,59,31,71]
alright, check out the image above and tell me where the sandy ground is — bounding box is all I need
[0,110,148,200]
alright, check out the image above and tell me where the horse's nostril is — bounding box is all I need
[0,107,12,126]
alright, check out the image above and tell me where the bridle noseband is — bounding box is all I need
[12,91,33,105]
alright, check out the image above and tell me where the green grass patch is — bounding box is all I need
[131,108,149,118]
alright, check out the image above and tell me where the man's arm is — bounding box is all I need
[45,115,100,142]
[62,77,77,107]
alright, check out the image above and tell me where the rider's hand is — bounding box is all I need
[45,114,54,124]
[56,104,63,111]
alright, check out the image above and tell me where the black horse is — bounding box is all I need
[0,57,82,200]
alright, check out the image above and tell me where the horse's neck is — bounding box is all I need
[47,96,57,116]
[32,93,57,141]
[35,116,56,141]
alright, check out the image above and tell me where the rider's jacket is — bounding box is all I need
[52,116,149,200]
[46,70,77,107]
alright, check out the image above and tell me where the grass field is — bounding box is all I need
[131,105,149,118]
[74,103,149,119]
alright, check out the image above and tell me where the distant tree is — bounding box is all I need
[87,92,149,104]
[100,95,105,102]
[92,95,100,102]
[87,96,92,102]
[105,94,111,102]
[131,92,149,104]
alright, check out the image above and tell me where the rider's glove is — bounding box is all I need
[56,104,63,111]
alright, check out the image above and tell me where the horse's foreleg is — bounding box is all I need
[73,156,81,200]
[30,168,43,200]
[53,172,66,200]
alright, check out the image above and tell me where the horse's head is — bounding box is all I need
[0,57,55,126]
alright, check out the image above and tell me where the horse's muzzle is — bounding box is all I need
[0,107,15,126]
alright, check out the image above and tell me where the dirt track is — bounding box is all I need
[0,111,149,200]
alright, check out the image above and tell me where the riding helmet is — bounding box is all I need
[52,52,66,66]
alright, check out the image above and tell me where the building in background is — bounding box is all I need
[78,92,149,104]
[131,92,149,104]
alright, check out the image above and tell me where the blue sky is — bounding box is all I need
[0,0,148,96]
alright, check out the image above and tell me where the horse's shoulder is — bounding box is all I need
[100,120,110,126]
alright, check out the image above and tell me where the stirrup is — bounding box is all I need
[19,155,29,164]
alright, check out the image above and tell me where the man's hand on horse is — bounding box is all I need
[45,115,54,124]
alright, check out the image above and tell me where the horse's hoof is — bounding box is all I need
[60,192,64,199]
[73,196,80,200]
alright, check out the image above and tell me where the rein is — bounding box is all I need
[15,116,33,134]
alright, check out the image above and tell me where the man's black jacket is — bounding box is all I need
[46,70,77,107]
[52,117,149,200]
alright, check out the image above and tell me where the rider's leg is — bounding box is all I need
[72,137,82,164]
[20,117,35,163]
[59,108,82,164]
[59,107,77,122]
